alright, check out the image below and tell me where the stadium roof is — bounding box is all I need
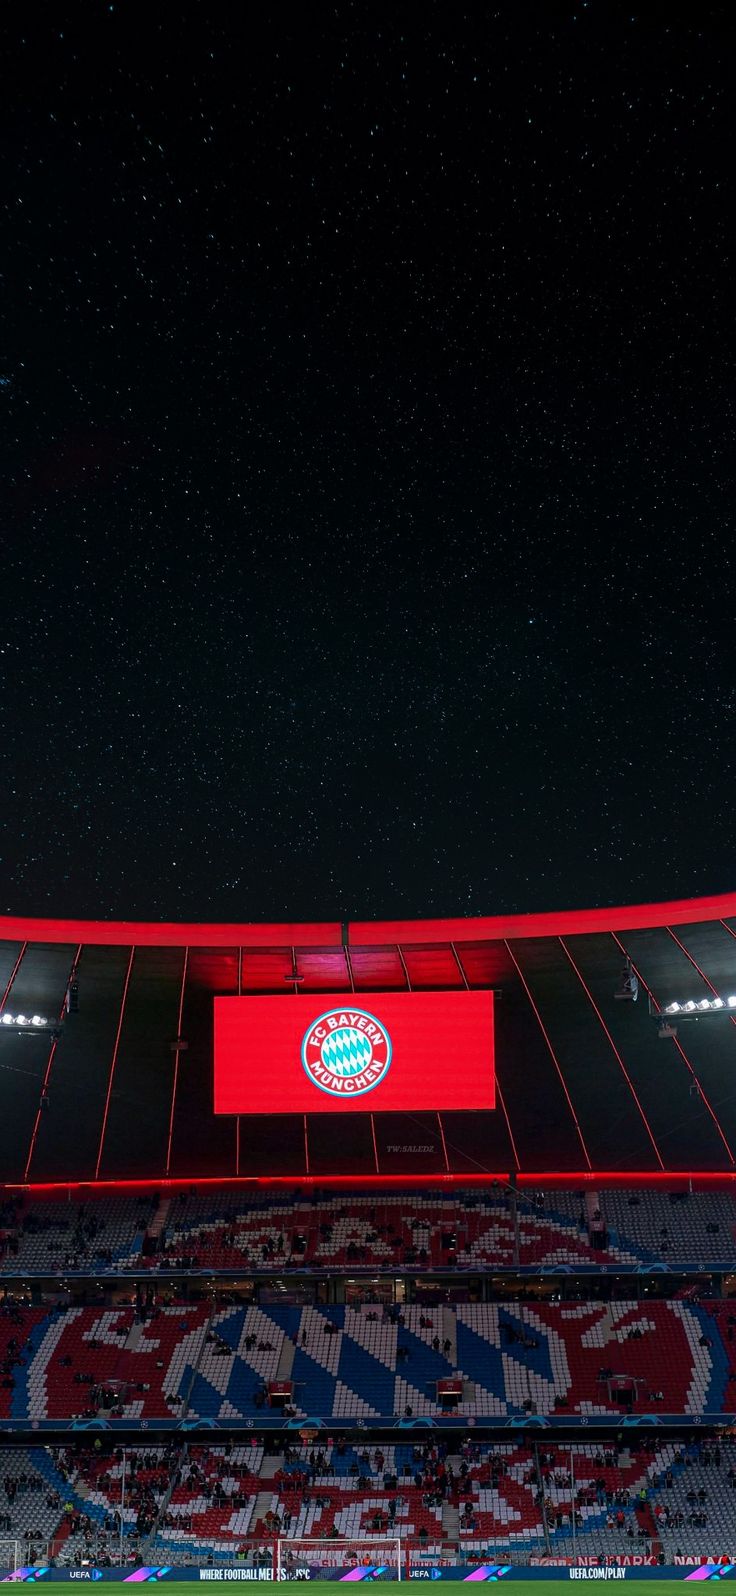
[1,892,736,1189]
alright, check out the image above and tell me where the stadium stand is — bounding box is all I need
[601,1190,736,1266]
[7,1437,736,1567]
[648,1439,736,1557]
[0,1196,152,1273]
[2,1304,210,1422]
[0,1296,730,1423]
[112,1188,736,1272]
[5,1188,736,1273]
[0,1448,64,1563]
[3,896,736,1571]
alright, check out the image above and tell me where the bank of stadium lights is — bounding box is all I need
[647,992,736,1040]
[0,1013,50,1029]
[664,997,736,1014]
[651,994,736,1040]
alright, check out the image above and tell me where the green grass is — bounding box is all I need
[75,1585,700,1595]
[322,1583,680,1588]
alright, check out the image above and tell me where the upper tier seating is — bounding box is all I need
[3,1188,736,1273]
[148,1191,665,1272]
[0,1195,152,1272]
[100,1187,736,1272]
[601,1190,736,1266]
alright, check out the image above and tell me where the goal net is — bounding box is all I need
[0,1543,20,1574]
[275,1536,404,1580]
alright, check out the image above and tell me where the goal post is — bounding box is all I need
[0,1542,20,1574]
[275,1536,404,1580]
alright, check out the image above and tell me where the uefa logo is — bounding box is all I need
[301,1007,392,1100]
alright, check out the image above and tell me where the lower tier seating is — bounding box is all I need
[2,1439,736,1566]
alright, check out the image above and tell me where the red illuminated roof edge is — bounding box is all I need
[1,892,735,946]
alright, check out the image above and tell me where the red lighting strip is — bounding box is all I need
[0,941,27,1013]
[437,1112,450,1174]
[24,944,83,1183]
[370,1114,380,1174]
[494,1080,521,1171]
[165,948,189,1178]
[504,940,591,1171]
[5,1169,736,1194]
[396,945,411,988]
[237,947,242,1180]
[612,931,735,1166]
[449,940,519,1171]
[95,948,135,1180]
[558,937,664,1170]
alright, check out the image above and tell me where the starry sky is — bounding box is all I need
[3,4,735,924]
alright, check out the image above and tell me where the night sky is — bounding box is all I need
[3,5,735,924]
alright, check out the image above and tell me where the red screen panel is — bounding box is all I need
[214,990,494,1115]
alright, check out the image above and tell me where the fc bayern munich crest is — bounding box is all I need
[301,1007,392,1100]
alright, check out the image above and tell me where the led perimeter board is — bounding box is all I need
[213,990,495,1115]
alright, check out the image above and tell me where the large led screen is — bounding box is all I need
[214,990,495,1115]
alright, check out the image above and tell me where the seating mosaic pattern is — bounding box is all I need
[3,1188,736,1273]
[2,1300,730,1422]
